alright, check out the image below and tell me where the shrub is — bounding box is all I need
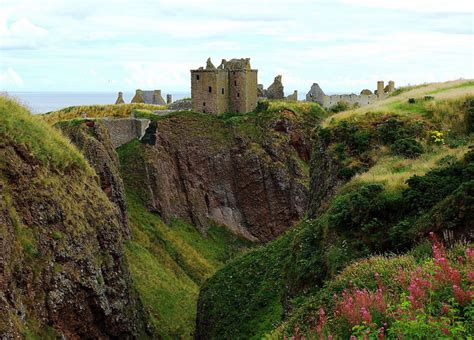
[318,127,332,145]
[408,98,416,104]
[256,100,270,113]
[429,130,445,145]
[300,238,473,339]
[330,101,350,113]
[424,96,435,101]
[466,98,474,133]
[391,138,423,158]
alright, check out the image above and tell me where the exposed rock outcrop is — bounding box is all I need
[128,112,313,242]
[57,120,129,238]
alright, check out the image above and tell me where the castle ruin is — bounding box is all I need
[306,80,395,108]
[114,89,171,105]
[191,58,258,114]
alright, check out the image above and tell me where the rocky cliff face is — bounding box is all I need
[0,99,146,338]
[125,111,315,242]
[57,120,129,238]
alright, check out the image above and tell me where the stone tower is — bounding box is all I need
[115,92,125,104]
[388,81,395,93]
[191,57,258,114]
[377,81,385,96]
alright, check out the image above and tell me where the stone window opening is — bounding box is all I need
[234,80,237,86]
[203,102,206,106]
[221,88,224,95]
[196,75,200,80]
[237,93,240,97]
[208,86,212,93]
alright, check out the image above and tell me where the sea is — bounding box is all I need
[4,92,190,114]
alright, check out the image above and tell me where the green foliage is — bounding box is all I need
[256,100,270,112]
[466,98,474,133]
[0,95,92,173]
[391,138,424,158]
[197,229,296,339]
[329,101,350,113]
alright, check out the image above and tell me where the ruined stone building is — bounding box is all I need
[191,58,258,114]
[258,75,298,101]
[306,80,395,108]
[131,89,166,105]
[114,90,168,105]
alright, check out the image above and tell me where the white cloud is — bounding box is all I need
[0,18,48,49]
[0,67,24,88]
[340,0,474,13]
[123,61,190,90]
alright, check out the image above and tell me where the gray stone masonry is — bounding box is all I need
[101,118,150,148]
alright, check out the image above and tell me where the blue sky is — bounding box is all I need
[1,0,473,95]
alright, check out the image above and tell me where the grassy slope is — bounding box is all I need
[118,140,252,339]
[197,80,474,338]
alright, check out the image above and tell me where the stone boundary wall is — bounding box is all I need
[322,94,380,108]
[101,118,150,148]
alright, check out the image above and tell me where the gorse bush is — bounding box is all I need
[293,237,473,339]
[391,138,423,158]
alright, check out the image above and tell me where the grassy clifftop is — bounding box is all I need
[41,103,166,124]
[196,80,474,339]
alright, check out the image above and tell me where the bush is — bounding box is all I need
[391,138,423,158]
[330,101,350,113]
[466,98,474,133]
[297,239,473,339]
[318,127,332,145]
[256,100,270,113]
[408,98,416,104]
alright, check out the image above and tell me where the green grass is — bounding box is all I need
[0,95,92,173]
[118,139,251,338]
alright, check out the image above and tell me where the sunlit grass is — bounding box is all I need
[323,79,474,126]
[350,145,470,192]
[40,103,166,124]
[0,95,92,173]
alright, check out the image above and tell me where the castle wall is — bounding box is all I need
[191,59,257,115]
[322,94,379,108]
[191,70,230,114]
[245,70,258,113]
[101,118,150,148]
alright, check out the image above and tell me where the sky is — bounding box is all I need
[0,0,473,95]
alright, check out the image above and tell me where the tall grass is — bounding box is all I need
[41,103,166,124]
[351,145,469,192]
